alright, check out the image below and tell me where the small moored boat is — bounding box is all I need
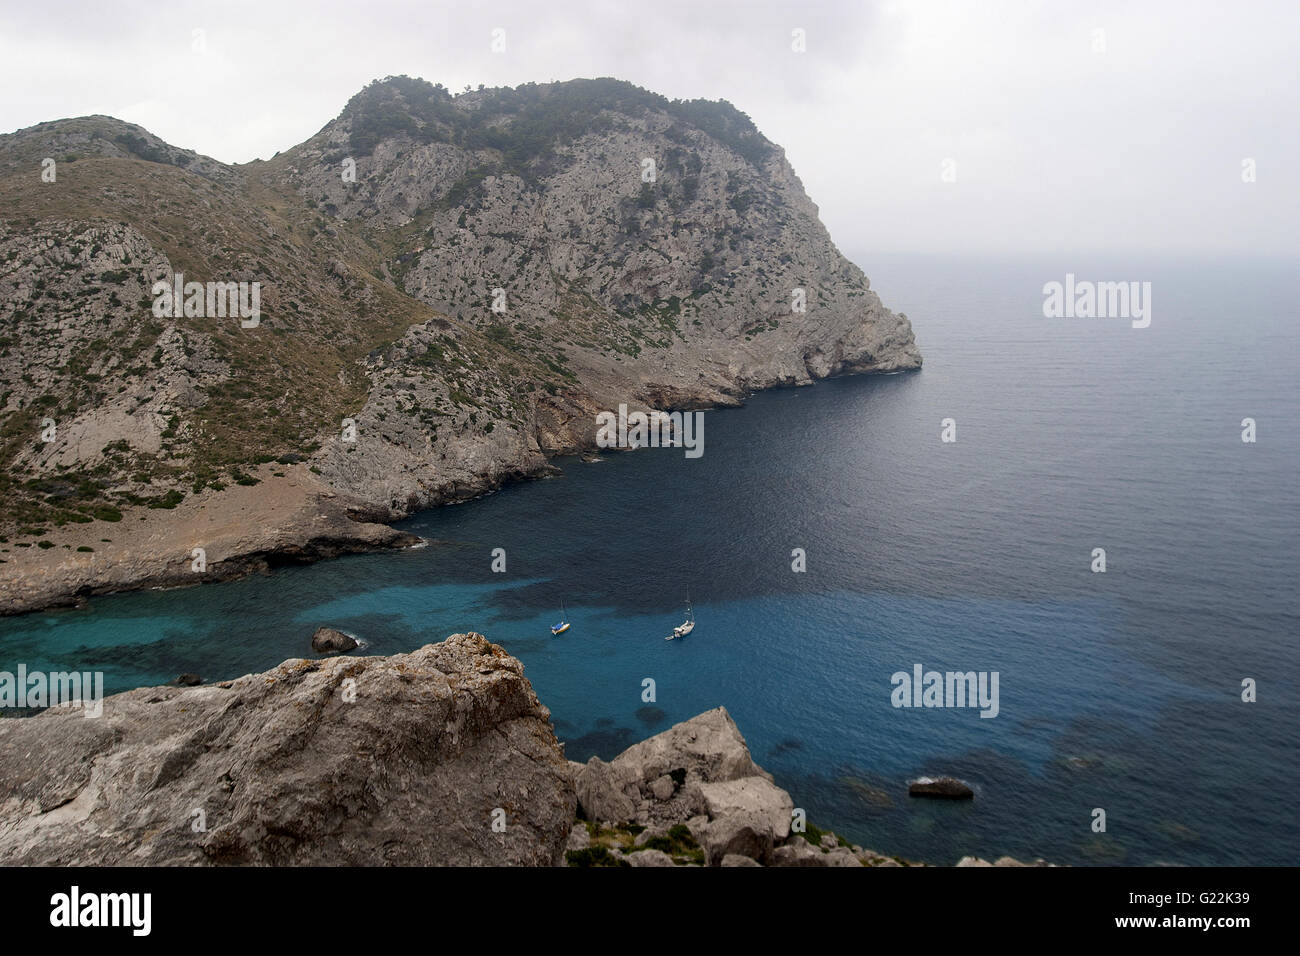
[665,594,695,640]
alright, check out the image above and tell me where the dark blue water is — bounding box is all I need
[3,253,1297,865]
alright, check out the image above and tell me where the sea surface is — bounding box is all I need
[3,252,1297,865]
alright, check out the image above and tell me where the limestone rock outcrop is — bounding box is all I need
[0,633,575,865]
[571,707,896,867]
[573,707,767,827]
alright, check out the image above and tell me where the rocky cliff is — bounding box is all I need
[0,633,576,865]
[291,78,920,513]
[0,75,919,612]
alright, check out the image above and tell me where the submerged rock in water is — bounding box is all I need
[908,776,975,799]
[310,626,358,654]
[0,633,575,865]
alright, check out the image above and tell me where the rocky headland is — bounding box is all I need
[0,633,1042,868]
[0,76,920,615]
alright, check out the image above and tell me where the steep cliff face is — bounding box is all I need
[287,78,920,512]
[0,76,918,599]
[0,634,576,865]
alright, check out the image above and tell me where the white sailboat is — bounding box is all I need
[666,594,695,640]
[551,600,571,635]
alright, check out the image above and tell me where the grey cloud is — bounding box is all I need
[1,0,1295,257]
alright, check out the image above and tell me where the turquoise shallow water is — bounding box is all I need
[2,253,1297,865]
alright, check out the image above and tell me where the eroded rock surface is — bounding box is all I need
[573,707,882,867]
[0,633,575,865]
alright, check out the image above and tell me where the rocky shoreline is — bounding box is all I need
[0,463,421,617]
[0,366,913,618]
[0,632,1045,867]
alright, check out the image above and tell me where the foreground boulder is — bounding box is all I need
[699,777,794,841]
[311,626,358,654]
[573,707,877,867]
[701,812,775,865]
[573,706,768,828]
[697,776,794,865]
[574,756,639,824]
[773,837,863,867]
[0,633,575,865]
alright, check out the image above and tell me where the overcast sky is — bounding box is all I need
[2,0,1296,259]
